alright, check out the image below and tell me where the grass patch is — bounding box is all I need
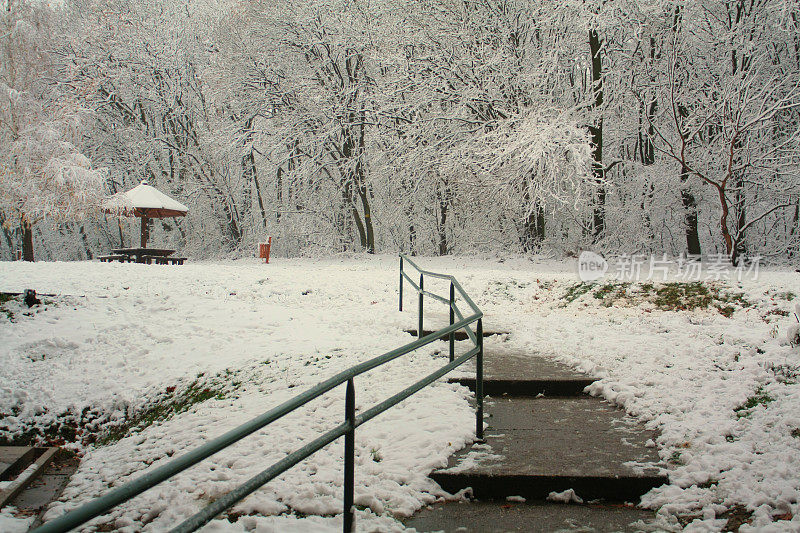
[1,367,243,448]
[653,282,713,311]
[763,362,800,384]
[562,282,595,304]
[94,381,227,446]
[716,305,736,318]
[0,292,17,321]
[720,505,754,532]
[559,280,752,315]
[735,387,775,417]
[593,282,631,307]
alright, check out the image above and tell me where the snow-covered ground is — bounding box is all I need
[1,255,799,531]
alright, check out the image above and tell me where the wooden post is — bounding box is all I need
[140,216,149,248]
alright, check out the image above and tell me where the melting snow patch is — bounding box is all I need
[0,509,34,533]
[546,489,583,504]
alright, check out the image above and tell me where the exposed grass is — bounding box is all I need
[95,382,226,446]
[676,505,754,531]
[763,362,800,384]
[735,387,775,418]
[0,368,243,448]
[668,450,684,465]
[537,279,555,291]
[370,447,383,462]
[593,282,631,307]
[0,292,17,321]
[559,281,752,316]
[653,282,713,311]
[562,282,595,304]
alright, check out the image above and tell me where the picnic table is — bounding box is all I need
[99,248,186,265]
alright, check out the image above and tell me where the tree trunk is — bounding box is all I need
[717,184,734,259]
[437,185,449,256]
[588,29,605,242]
[521,186,545,251]
[0,209,14,254]
[732,176,747,265]
[356,112,375,254]
[339,77,374,253]
[286,140,300,211]
[343,180,367,250]
[791,200,799,258]
[276,166,283,223]
[22,218,34,262]
[243,140,267,230]
[79,224,93,259]
[358,187,374,253]
[680,165,702,255]
[117,217,125,247]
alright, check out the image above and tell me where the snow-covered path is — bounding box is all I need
[2,255,800,531]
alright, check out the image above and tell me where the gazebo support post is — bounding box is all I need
[140,216,149,248]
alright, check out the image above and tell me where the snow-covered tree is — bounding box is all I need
[0,0,105,261]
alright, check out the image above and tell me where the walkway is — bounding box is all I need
[405,337,667,532]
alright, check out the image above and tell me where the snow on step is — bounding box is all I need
[449,343,598,396]
[405,500,656,532]
[431,397,666,501]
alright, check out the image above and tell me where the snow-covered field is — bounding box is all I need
[1,255,800,532]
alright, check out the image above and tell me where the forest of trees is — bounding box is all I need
[1,0,799,262]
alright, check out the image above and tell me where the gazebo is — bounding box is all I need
[104,180,188,248]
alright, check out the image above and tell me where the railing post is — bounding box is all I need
[476,318,484,440]
[344,379,355,533]
[449,282,455,362]
[418,274,424,340]
[399,256,403,312]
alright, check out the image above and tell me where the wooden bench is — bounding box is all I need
[98,255,127,263]
[100,253,185,265]
[149,256,187,265]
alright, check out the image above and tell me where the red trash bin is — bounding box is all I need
[258,237,272,263]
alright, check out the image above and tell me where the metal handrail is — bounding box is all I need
[399,253,484,439]
[33,256,483,533]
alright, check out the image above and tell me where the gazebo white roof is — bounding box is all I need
[104,181,188,217]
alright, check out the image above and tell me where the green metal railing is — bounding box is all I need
[33,255,483,533]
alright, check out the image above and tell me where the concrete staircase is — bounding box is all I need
[405,339,667,532]
[0,446,79,530]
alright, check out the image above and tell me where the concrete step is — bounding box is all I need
[405,500,656,532]
[0,447,61,509]
[451,377,596,397]
[0,447,39,481]
[431,397,666,502]
[405,328,507,341]
[450,345,598,397]
[1,449,79,529]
